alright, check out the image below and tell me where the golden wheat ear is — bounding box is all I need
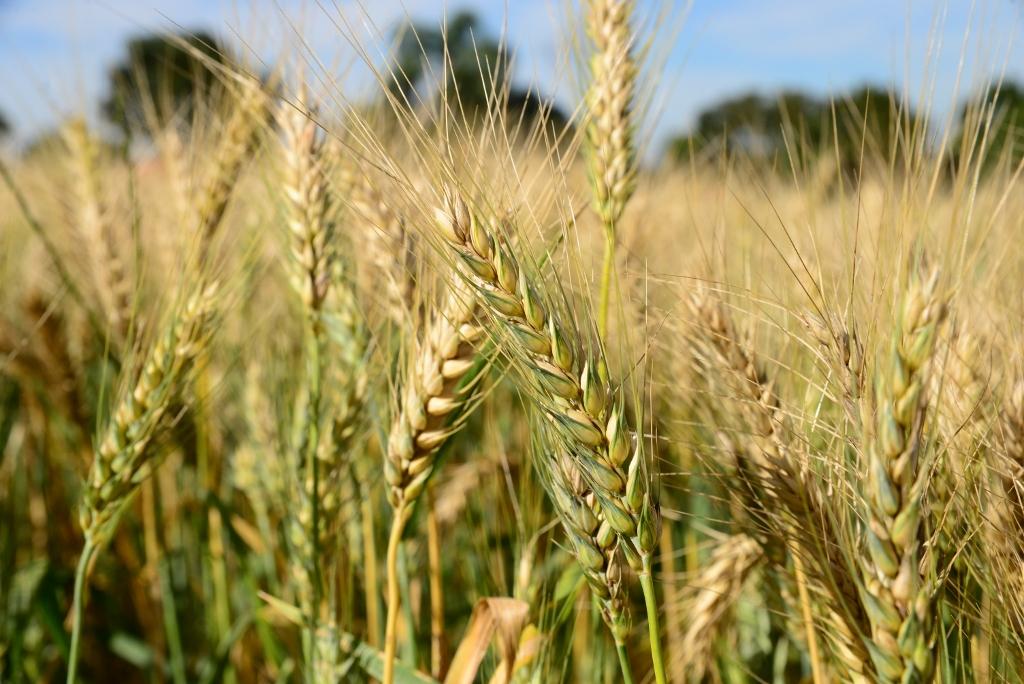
[678,534,763,680]
[81,282,218,543]
[62,119,133,344]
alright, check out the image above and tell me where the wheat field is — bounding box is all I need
[2,2,1024,682]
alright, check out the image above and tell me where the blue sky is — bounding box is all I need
[1,0,1022,154]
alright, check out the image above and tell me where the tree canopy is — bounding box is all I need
[102,30,234,132]
[955,82,1024,169]
[0,109,9,138]
[669,86,926,174]
[388,11,567,130]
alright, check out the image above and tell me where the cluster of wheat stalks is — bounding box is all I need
[3,2,1024,682]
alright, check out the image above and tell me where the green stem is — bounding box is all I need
[597,221,616,340]
[67,538,98,684]
[614,639,636,684]
[302,317,324,681]
[640,555,667,684]
[158,557,187,684]
[397,542,419,667]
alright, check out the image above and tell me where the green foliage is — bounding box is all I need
[101,30,234,131]
[668,86,925,174]
[955,82,1024,170]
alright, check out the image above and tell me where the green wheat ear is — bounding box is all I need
[862,266,947,683]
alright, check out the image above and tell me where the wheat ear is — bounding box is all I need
[80,284,217,541]
[862,267,947,682]
[382,279,485,684]
[679,534,763,680]
[195,78,266,252]
[63,119,133,342]
[69,283,217,684]
[435,192,657,564]
[544,448,635,682]
[384,280,483,514]
[277,89,365,678]
[987,379,1024,625]
[433,191,664,681]
[279,93,334,313]
[690,290,869,678]
[585,0,638,338]
[348,172,416,326]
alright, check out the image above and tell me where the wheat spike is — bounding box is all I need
[195,78,266,249]
[385,279,484,516]
[63,119,132,341]
[689,289,870,677]
[278,93,334,313]
[434,190,659,569]
[987,378,1024,623]
[80,283,217,543]
[585,0,638,228]
[346,167,416,326]
[679,534,763,680]
[861,267,947,682]
[545,448,631,642]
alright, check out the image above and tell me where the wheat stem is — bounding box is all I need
[659,526,684,684]
[615,640,637,684]
[66,537,97,684]
[383,505,406,684]
[303,330,324,680]
[639,555,667,684]
[362,496,381,648]
[427,487,446,678]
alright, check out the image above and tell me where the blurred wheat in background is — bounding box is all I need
[2,0,1024,682]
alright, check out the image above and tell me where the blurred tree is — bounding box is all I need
[388,11,568,129]
[955,81,1024,170]
[668,86,924,175]
[0,109,9,138]
[832,86,926,171]
[102,30,234,132]
[390,11,501,112]
[668,91,825,165]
